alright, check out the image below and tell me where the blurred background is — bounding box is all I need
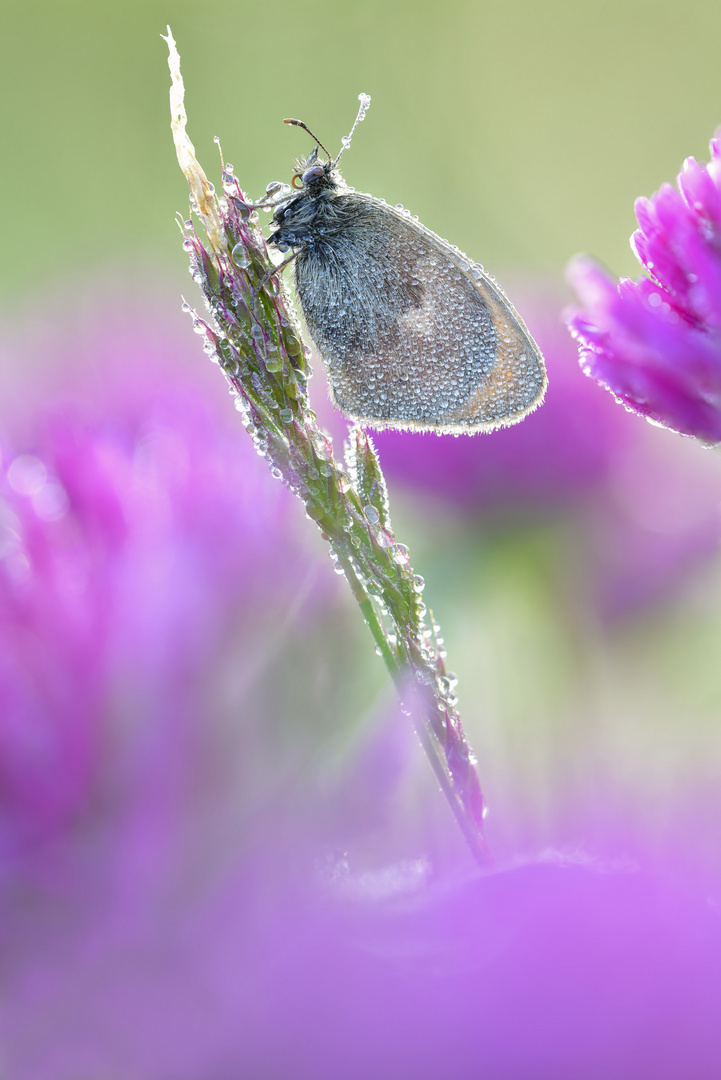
[2,1,721,1076]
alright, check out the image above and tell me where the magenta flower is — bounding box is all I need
[261,859,721,1080]
[567,132,721,442]
[0,296,330,867]
[7,844,721,1079]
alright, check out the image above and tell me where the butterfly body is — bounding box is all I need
[268,125,546,434]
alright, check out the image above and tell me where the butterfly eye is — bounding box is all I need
[301,164,325,184]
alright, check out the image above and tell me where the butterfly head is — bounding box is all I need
[283,93,370,194]
[290,148,340,193]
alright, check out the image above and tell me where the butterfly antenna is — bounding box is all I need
[332,92,371,168]
[283,118,333,164]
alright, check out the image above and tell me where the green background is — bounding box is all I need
[2,0,721,298]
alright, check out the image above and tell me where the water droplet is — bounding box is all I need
[393,543,410,566]
[311,432,332,461]
[231,243,250,268]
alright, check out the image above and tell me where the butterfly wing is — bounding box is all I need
[294,194,547,434]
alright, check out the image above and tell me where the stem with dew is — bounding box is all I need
[163,27,489,864]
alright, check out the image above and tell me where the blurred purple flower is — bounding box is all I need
[567,132,721,442]
[4,842,721,1079]
[262,858,721,1080]
[0,294,329,866]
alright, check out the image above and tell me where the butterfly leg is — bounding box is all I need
[251,248,301,309]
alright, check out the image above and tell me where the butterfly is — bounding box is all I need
[265,94,546,435]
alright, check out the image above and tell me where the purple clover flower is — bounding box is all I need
[0,296,329,867]
[567,132,721,442]
[261,859,721,1080]
[5,840,721,1079]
